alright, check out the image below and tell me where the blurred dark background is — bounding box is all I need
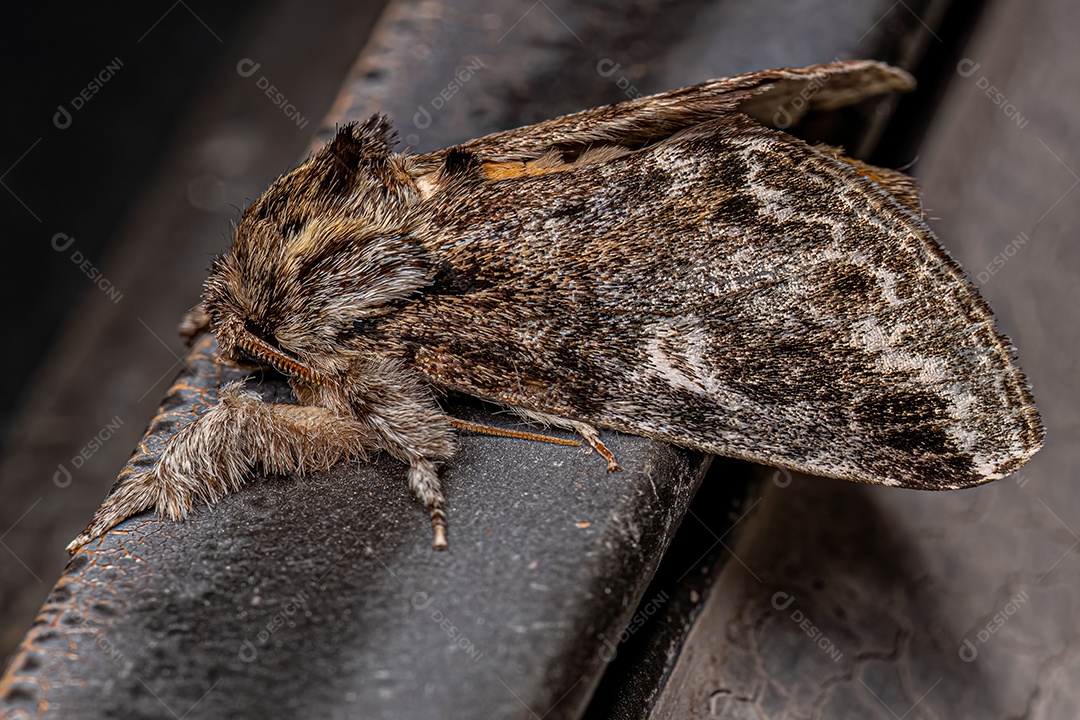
[2,2,260,437]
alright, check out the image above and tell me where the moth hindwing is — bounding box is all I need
[70,60,1043,553]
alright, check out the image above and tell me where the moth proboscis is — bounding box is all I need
[69,60,1043,554]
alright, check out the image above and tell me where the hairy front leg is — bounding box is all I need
[72,353,458,552]
[68,383,379,551]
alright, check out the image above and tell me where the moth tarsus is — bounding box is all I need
[70,60,1042,554]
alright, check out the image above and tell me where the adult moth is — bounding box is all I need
[70,60,1043,553]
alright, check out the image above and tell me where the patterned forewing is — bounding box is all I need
[366,119,1040,490]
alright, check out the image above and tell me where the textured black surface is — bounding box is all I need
[2,337,712,719]
[584,461,763,720]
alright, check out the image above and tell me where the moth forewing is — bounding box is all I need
[394,114,1041,491]
[69,60,1042,554]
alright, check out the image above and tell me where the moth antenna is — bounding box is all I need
[449,418,581,447]
[235,330,331,386]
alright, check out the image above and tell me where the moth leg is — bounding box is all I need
[305,356,457,551]
[573,422,622,472]
[366,394,454,551]
[507,407,621,472]
[68,382,378,552]
[409,457,448,551]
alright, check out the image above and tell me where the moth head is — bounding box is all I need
[203,116,429,383]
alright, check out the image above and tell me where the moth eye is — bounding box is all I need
[244,318,277,345]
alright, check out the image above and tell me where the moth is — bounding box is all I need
[69,60,1043,553]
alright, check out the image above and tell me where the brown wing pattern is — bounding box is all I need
[365,112,1041,490]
